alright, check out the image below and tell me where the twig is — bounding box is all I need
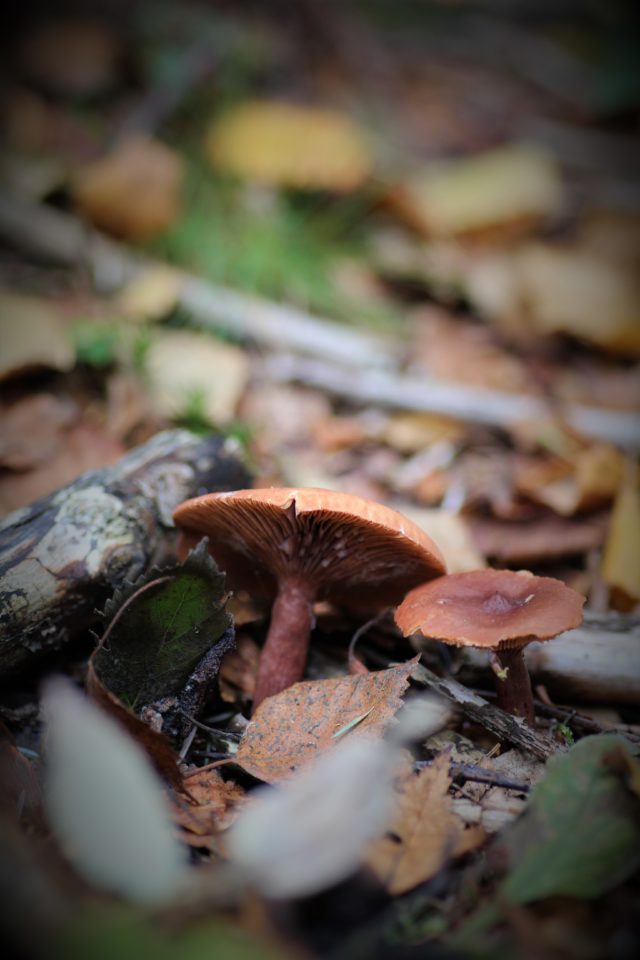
[262,354,640,451]
[415,759,530,793]
[0,191,394,371]
[411,662,560,761]
[347,611,387,674]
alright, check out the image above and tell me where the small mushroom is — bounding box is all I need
[395,569,584,726]
[173,487,446,708]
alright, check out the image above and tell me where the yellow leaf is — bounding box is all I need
[393,143,564,239]
[602,476,640,607]
[515,243,640,358]
[115,267,183,322]
[367,752,485,895]
[206,100,372,192]
[0,292,74,380]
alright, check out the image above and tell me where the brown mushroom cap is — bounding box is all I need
[395,569,584,649]
[173,487,446,606]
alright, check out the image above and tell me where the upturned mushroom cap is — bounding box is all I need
[395,569,584,650]
[173,487,446,606]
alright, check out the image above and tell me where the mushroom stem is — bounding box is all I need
[253,575,315,711]
[494,647,535,726]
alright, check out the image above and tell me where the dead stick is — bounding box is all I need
[411,662,560,761]
[415,759,530,793]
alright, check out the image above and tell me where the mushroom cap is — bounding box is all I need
[173,487,446,607]
[395,569,584,649]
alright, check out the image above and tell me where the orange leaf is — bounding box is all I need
[172,768,246,849]
[367,752,485,895]
[235,658,419,783]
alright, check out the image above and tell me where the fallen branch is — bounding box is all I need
[262,354,640,450]
[411,662,560,761]
[0,191,395,370]
[2,191,637,447]
[0,429,250,673]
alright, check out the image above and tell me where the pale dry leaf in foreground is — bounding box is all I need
[235,659,418,782]
[227,737,397,899]
[43,677,187,904]
[367,751,485,895]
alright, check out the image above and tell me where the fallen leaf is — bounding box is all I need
[219,634,261,702]
[601,475,640,608]
[171,768,246,849]
[0,419,125,517]
[410,307,535,395]
[88,540,234,786]
[71,135,183,240]
[515,445,625,516]
[391,143,564,240]
[42,677,187,904]
[206,100,372,192]
[501,735,640,903]
[0,393,78,469]
[394,505,486,573]
[235,658,419,782]
[115,267,183,322]
[367,752,485,895]
[470,511,608,565]
[18,18,119,99]
[515,243,640,358]
[227,737,397,898]
[143,330,250,425]
[382,411,465,455]
[0,292,75,380]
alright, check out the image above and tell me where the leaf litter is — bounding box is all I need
[1,3,639,958]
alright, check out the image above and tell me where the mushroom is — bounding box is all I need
[173,488,446,708]
[395,569,584,726]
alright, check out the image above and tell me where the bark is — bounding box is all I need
[458,611,640,706]
[0,429,250,674]
[411,662,560,761]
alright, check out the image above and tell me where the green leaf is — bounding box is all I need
[55,904,284,960]
[94,539,231,712]
[502,734,640,903]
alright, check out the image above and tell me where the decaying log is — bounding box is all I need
[457,611,640,706]
[0,429,250,673]
[411,662,560,761]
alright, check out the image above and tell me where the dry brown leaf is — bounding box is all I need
[172,768,246,849]
[143,330,250,425]
[0,293,75,380]
[391,143,563,240]
[601,475,640,609]
[0,393,78,469]
[0,420,125,516]
[470,512,608,565]
[516,446,625,517]
[410,307,535,396]
[206,100,372,192]
[367,752,485,895]
[71,135,183,240]
[19,19,119,99]
[382,411,465,455]
[235,658,419,783]
[219,634,261,702]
